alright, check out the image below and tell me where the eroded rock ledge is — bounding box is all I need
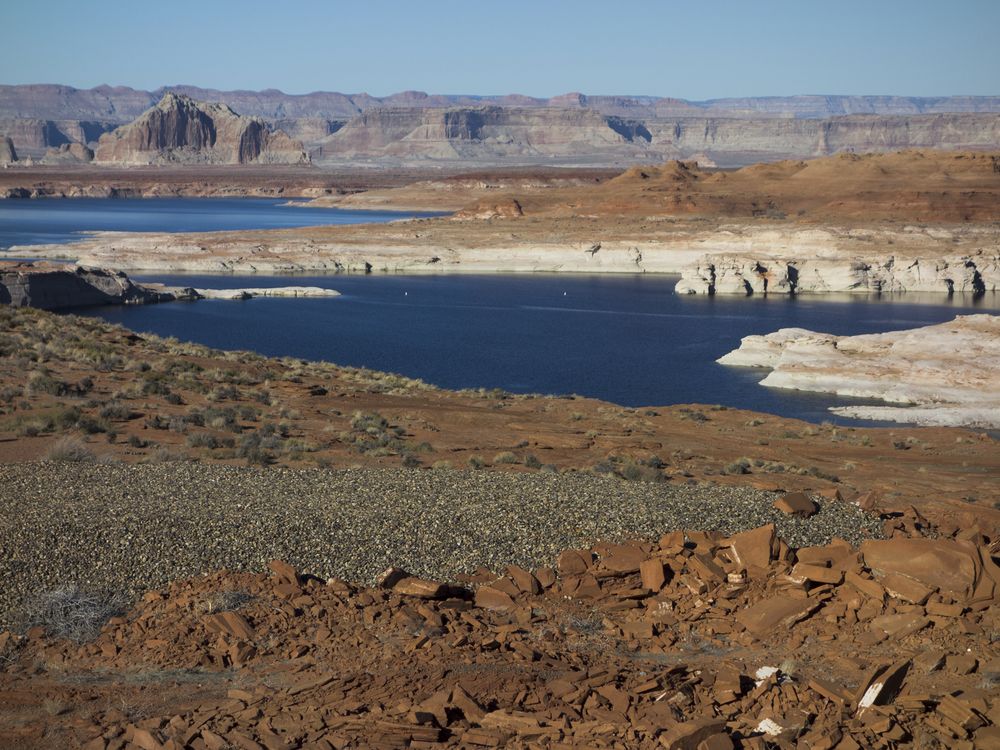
[677,251,1000,295]
[718,314,1000,428]
[0,262,339,310]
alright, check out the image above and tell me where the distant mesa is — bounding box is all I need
[3,84,1000,167]
[94,92,310,166]
[0,135,16,164]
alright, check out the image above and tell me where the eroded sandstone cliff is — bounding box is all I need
[93,93,309,166]
[3,84,1000,167]
[0,136,16,164]
[0,262,173,309]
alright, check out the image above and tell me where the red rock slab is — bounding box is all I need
[855,660,911,712]
[723,524,776,571]
[267,560,299,585]
[506,566,541,595]
[659,718,727,749]
[773,492,818,517]
[640,558,667,592]
[392,577,448,599]
[734,596,820,636]
[556,549,592,575]
[599,543,648,573]
[860,538,979,602]
[880,572,934,604]
[203,612,255,641]
[789,563,843,585]
[474,586,515,611]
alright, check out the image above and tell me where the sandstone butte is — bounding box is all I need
[718,314,1000,428]
[92,92,309,166]
[8,150,1000,298]
[2,518,999,748]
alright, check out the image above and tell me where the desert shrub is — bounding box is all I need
[19,585,125,642]
[28,372,67,397]
[201,590,253,614]
[401,454,422,468]
[524,454,542,469]
[44,436,96,463]
[187,432,224,449]
[140,377,172,396]
[591,461,616,475]
[142,447,186,463]
[0,386,23,403]
[206,385,239,402]
[431,460,452,470]
[76,415,110,435]
[342,411,406,454]
[99,401,134,421]
[619,462,663,483]
[493,451,519,464]
[678,408,709,422]
[127,435,150,449]
[467,455,485,469]
[238,433,276,466]
[723,457,752,475]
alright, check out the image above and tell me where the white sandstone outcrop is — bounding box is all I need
[191,286,340,300]
[718,314,1000,428]
[676,252,999,295]
[9,223,1000,284]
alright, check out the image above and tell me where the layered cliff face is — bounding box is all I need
[315,106,659,161]
[0,118,114,157]
[0,262,172,309]
[3,84,1000,167]
[40,142,94,165]
[0,136,16,164]
[6,84,1000,121]
[94,93,309,165]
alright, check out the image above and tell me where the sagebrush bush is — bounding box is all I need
[19,585,125,642]
[44,436,96,463]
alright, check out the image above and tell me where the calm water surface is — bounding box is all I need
[0,197,439,249]
[80,273,999,424]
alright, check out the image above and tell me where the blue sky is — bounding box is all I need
[4,0,998,98]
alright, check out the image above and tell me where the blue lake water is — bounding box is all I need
[3,198,997,423]
[0,197,439,249]
[83,273,998,424]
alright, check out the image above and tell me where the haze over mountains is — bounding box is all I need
[2,84,1000,167]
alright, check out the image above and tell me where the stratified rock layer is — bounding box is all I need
[0,136,16,164]
[94,93,308,165]
[0,262,173,309]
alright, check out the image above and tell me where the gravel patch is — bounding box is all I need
[0,463,882,627]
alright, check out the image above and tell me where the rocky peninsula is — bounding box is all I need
[718,314,1000,428]
[0,261,338,309]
